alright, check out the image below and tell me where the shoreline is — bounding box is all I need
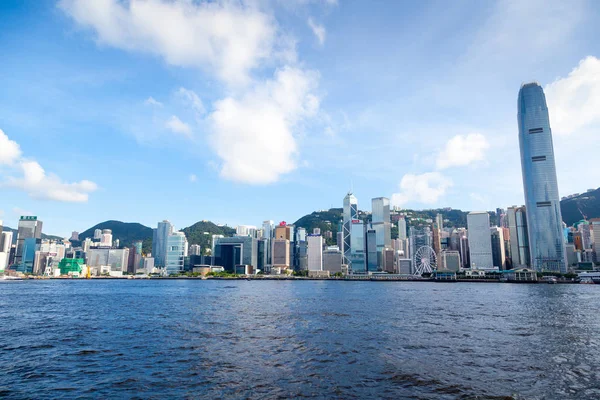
[7,276,580,284]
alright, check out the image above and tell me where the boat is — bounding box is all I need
[542,276,558,284]
[0,275,23,281]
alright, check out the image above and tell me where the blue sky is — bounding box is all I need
[1,0,600,236]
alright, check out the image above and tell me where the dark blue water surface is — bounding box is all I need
[1,280,600,399]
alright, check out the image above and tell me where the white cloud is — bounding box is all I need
[165,115,192,137]
[545,56,600,137]
[177,87,205,116]
[208,67,320,184]
[6,161,98,203]
[391,172,453,206]
[189,174,197,183]
[144,96,163,107]
[59,0,278,86]
[436,133,490,170]
[0,130,97,203]
[0,129,22,166]
[307,17,326,45]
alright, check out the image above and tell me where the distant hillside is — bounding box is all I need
[1,226,62,245]
[293,207,490,236]
[75,220,153,252]
[561,187,600,226]
[181,220,235,255]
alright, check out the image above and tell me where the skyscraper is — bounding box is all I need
[371,197,392,255]
[307,234,323,271]
[15,216,42,265]
[467,212,493,270]
[165,231,187,275]
[518,82,566,273]
[343,192,358,264]
[152,220,173,267]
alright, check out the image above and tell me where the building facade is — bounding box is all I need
[518,82,566,273]
[467,212,493,270]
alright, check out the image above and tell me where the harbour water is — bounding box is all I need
[1,280,600,399]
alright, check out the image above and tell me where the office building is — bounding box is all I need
[491,227,506,270]
[371,197,392,255]
[518,82,566,273]
[152,220,173,267]
[272,238,290,268]
[1,231,13,254]
[274,223,292,241]
[366,229,378,272]
[507,206,530,268]
[236,225,257,237]
[467,212,493,270]
[349,220,365,273]
[100,229,113,247]
[398,217,407,240]
[94,229,102,240]
[323,246,343,273]
[87,248,130,274]
[382,248,395,273]
[15,216,42,265]
[343,192,359,264]
[441,251,461,272]
[214,236,258,272]
[591,219,600,261]
[165,232,187,275]
[307,234,323,271]
[189,244,201,256]
[409,226,432,268]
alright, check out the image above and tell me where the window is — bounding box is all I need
[536,201,551,207]
[532,156,546,162]
[528,127,543,134]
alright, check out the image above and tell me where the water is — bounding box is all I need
[1,280,600,399]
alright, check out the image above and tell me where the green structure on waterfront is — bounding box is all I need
[58,258,84,275]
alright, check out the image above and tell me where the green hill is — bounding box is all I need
[561,188,600,226]
[75,220,153,252]
[181,220,236,255]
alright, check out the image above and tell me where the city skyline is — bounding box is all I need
[1,1,600,237]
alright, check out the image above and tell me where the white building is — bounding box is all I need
[307,234,323,271]
[236,225,257,237]
[467,212,493,270]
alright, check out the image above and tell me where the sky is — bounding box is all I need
[1,0,600,236]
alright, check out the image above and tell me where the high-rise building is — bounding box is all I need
[397,217,407,241]
[307,234,323,271]
[262,220,274,239]
[189,244,202,256]
[371,197,392,259]
[591,219,600,262]
[15,216,42,265]
[343,192,358,264]
[272,238,290,268]
[323,246,343,273]
[467,212,493,270]
[490,227,506,270]
[274,223,292,241]
[94,229,102,240]
[441,251,461,272]
[165,232,187,275]
[0,231,13,254]
[577,221,592,250]
[100,229,113,247]
[435,213,443,231]
[366,229,378,272]
[70,231,79,241]
[349,220,365,273]
[152,220,173,267]
[409,226,432,267]
[507,206,530,268]
[518,82,566,273]
[236,225,257,237]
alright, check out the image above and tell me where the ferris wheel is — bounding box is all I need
[414,246,437,275]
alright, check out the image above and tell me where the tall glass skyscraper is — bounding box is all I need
[518,82,566,273]
[342,192,358,264]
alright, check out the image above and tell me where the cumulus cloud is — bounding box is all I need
[545,56,600,137]
[0,130,97,202]
[209,67,320,184]
[62,0,325,184]
[391,172,453,206]
[0,129,22,165]
[165,115,192,137]
[436,133,490,170]
[59,0,278,86]
[307,17,326,45]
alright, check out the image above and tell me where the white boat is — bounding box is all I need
[0,275,23,281]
